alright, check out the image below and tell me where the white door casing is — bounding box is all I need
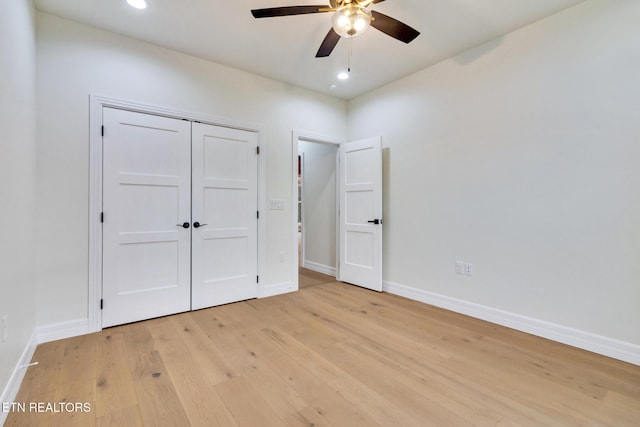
[90,96,266,332]
[102,108,192,327]
[338,137,383,291]
[191,123,259,309]
[102,108,260,327]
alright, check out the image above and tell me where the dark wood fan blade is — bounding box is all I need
[316,28,341,57]
[371,10,420,43]
[251,6,329,18]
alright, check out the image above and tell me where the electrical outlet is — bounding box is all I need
[2,315,7,343]
[464,263,473,276]
[455,261,464,275]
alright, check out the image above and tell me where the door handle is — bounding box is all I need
[177,222,190,229]
[367,219,382,225]
[193,221,208,228]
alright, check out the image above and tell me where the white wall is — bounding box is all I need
[348,0,640,346]
[0,0,38,399]
[35,12,347,325]
[299,141,338,272]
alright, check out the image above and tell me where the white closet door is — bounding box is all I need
[102,108,192,327]
[338,137,383,291]
[191,123,258,310]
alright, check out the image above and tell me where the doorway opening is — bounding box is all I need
[293,133,341,290]
[291,132,383,293]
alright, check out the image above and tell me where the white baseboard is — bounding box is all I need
[383,280,640,366]
[36,318,89,344]
[302,261,336,277]
[259,281,296,299]
[0,330,38,426]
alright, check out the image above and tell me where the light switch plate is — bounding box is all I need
[455,261,464,275]
[269,199,285,210]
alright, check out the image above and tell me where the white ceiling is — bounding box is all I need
[34,0,585,100]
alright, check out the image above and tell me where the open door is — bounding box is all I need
[338,137,383,291]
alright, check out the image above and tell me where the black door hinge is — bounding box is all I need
[100,299,104,310]
[100,212,104,223]
[256,275,259,283]
[256,146,260,155]
[257,211,259,219]
[101,126,104,136]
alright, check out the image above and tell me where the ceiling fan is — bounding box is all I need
[251,0,420,58]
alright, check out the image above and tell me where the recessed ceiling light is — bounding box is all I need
[337,72,349,80]
[127,0,148,10]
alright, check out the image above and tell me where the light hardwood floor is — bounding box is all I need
[298,267,336,290]
[6,271,640,426]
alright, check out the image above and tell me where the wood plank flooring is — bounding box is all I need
[6,271,640,426]
[298,267,335,290]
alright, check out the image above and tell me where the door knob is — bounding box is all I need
[193,221,207,228]
[177,222,190,229]
[367,219,382,225]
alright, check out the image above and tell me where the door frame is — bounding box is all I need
[299,151,305,267]
[89,94,266,332]
[291,130,344,290]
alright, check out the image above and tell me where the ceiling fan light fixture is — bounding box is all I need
[332,5,371,38]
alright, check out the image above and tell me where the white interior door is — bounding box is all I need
[102,108,192,327]
[338,137,383,291]
[191,123,258,309]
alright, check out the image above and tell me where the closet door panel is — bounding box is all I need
[191,123,259,309]
[102,108,191,327]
